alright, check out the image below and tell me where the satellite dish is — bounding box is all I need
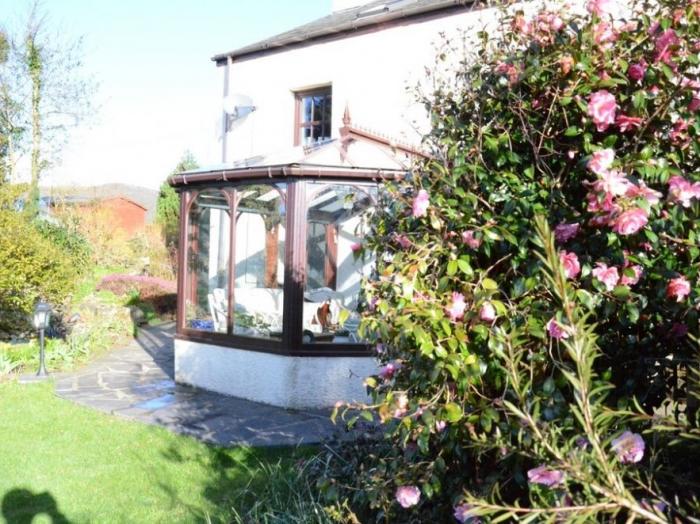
[223,93,256,121]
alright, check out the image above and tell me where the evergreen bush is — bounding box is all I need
[325,1,700,521]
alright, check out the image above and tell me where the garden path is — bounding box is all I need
[54,323,343,447]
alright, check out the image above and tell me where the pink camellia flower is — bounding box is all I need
[597,170,633,196]
[394,394,409,418]
[592,262,620,291]
[395,485,420,508]
[625,181,662,205]
[549,15,564,32]
[495,61,520,85]
[667,276,691,302]
[655,29,680,65]
[462,230,482,249]
[394,233,411,249]
[554,222,580,243]
[559,251,581,279]
[454,503,480,523]
[611,208,648,236]
[412,189,430,218]
[587,0,615,16]
[587,190,618,215]
[446,292,467,322]
[611,431,645,464]
[479,302,496,322]
[559,55,574,75]
[588,90,617,132]
[350,242,362,252]
[670,119,690,146]
[379,361,402,380]
[668,175,700,207]
[616,115,643,132]
[527,465,565,487]
[621,265,643,286]
[547,317,570,339]
[593,22,618,48]
[690,97,700,112]
[628,61,647,83]
[512,13,531,35]
[587,148,615,176]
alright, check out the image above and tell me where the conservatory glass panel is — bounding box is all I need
[185,190,231,333]
[302,182,376,344]
[233,184,286,340]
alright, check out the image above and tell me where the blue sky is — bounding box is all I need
[0,0,330,188]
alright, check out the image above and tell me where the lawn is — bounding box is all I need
[0,381,302,523]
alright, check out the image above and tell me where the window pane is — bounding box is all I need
[301,126,312,146]
[185,190,231,333]
[313,96,324,122]
[233,184,286,340]
[303,97,312,123]
[303,182,377,344]
[297,88,332,144]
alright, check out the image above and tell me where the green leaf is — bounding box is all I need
[612,285,630,299]
[457,259,473,276]
[447,260,458,276]
[482,278,498,290]
[444,402,463,423]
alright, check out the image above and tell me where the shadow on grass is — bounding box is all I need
[1,488,71,524]
[151,441,314,523]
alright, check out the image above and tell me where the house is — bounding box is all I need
[170,0,500,409]
[41,184,159,237]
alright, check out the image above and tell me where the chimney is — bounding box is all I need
[332,0,372,11]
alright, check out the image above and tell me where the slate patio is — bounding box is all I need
[53,323,344,447]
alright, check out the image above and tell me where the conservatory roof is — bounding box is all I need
[169,120,428,188]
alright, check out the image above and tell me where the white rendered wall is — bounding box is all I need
[222,6,502,162]
[175,338,377,409]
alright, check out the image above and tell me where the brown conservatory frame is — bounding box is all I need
[170,163,403,358]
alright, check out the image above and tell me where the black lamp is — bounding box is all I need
[33,301,52,377]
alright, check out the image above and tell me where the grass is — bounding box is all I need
[0,382,306,523]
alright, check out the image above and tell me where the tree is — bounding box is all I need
[0,27,23,185]
[157,151,199,249]
[1,3,94,214]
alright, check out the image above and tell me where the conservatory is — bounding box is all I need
[169,139,413,408]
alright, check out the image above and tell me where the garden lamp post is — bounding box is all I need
[33,301,52,377]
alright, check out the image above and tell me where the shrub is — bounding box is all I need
[326,1,700,522]
[34,217,93,274]
[0,185,78,337]
[97,274,177,317]
[157,151,198,250]
[127,226,177,280]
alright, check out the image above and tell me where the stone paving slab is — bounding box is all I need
[53,322,346,447]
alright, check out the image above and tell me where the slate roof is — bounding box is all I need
[212,0,472,64]
[41,183,159,223]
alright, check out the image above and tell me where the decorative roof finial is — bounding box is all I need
[342,103,352,126]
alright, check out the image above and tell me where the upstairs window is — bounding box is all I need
[295,86,332,146]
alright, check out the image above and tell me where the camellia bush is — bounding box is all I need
[323,0,700,522]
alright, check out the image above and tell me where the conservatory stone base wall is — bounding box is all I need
[174,338,376,409]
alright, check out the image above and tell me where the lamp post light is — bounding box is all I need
[33,301,52,377]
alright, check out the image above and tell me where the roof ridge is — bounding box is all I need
[213,0,472,63]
